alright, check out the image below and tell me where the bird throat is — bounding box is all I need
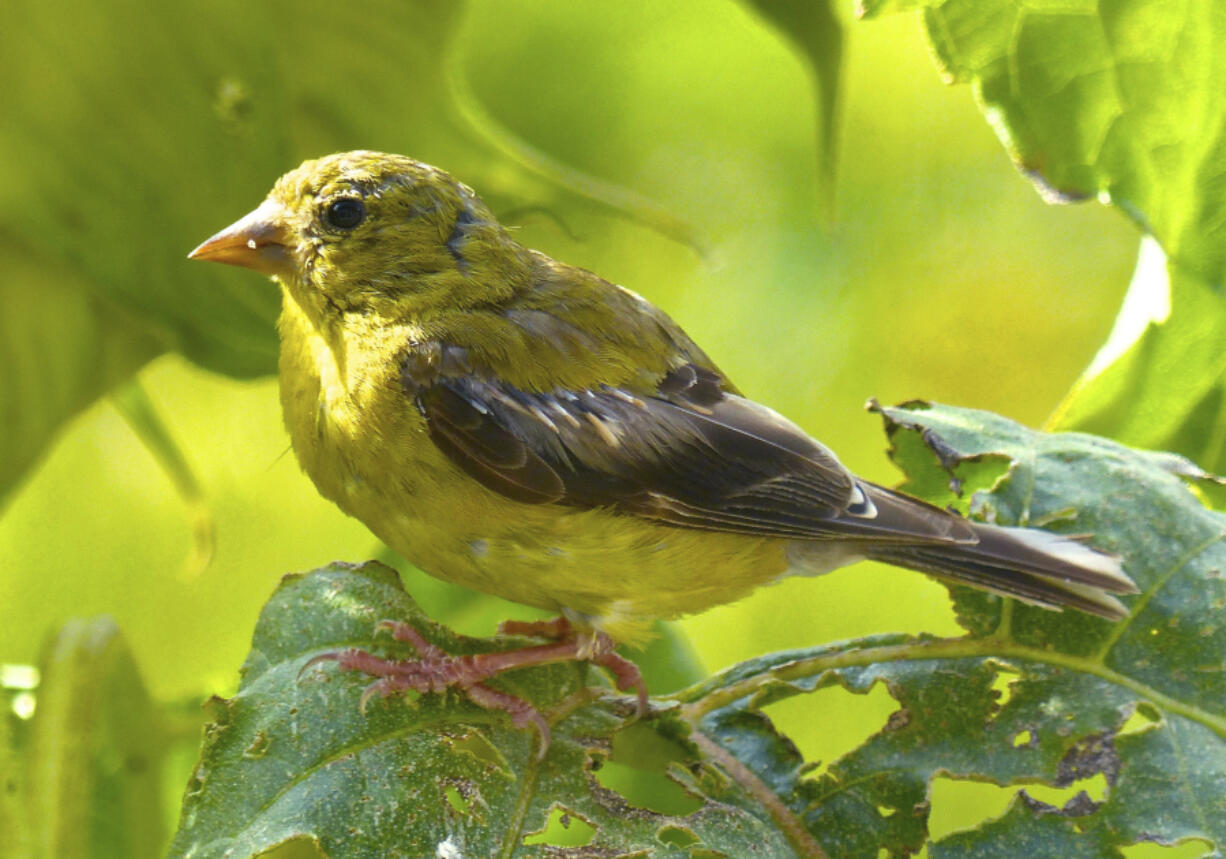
[277,283,351,409]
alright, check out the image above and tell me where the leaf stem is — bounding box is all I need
[500,687,597,857]
[688,728,830,859]
[442,12,709,257]
[1093,526,1226,661]
[677,635,1226,739]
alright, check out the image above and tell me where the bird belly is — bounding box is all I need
[339,446,789,642]
[378,500,790,643]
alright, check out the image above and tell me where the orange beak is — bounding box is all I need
[188,199,295,278]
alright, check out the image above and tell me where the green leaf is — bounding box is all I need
[1051,239,1226,474]
[169,562,797,858]
[857,0,1226,470]
[0,0,484,383]
[862,0,1226,286]
[27,618,166,859]
[739,0,844,213]
[0,245,159,503]
[675,401,1226,856]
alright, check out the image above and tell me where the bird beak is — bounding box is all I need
[188,199,294,278]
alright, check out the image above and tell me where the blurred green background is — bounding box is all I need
[1,0,1148,850]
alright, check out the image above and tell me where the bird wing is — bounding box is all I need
[414,361,975,546]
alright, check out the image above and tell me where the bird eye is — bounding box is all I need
[324,197,366,230]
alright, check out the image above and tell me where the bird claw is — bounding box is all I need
[298,649,344,680]
[592,649,649,719]
[373,619,440,656]
[303,617,648,757]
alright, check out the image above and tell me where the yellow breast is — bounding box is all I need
[275,293,789,643]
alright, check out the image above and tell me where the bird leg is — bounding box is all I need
[303,616,648,755]
[497,617,649,717]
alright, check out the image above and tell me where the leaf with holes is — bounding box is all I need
[674,401,1226,857]
[168,562,796,858]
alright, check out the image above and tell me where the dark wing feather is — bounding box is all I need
[414,363,969,545]
[412,355,1136,618]
[420,385,565,505]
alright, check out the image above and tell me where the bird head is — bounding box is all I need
[190,150,529,324]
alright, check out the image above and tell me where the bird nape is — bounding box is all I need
[190,150,1136,753]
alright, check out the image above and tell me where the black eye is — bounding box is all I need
[325,198,366,230]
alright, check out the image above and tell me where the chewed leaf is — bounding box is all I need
[871,400,1226,658]
[675,402,1226,856]
[168,562,795,858]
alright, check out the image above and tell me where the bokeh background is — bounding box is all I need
[2,0,1158,850]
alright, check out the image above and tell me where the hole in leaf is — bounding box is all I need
[254,836,328,858]
[988,663,1020,713]
[658,825,699,847]
[596,759,702,816]
[1119,839,1214,858]
[1118,702,1162,736]
[1012,729,1033,748]
[760,679,897,778]
[446,728,509,771]
[877,805,897,818]
[521,805,596,847]
[443,784,470,815]
[927,780,1012,842]
[1027,773,1107,806]
[597,720,702,815]
[927,772,1107,842]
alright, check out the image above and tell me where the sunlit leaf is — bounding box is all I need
[862,0,1226,286]
[0,0,492,384]
[1051,239,1226,474]
[859,0,1226,475]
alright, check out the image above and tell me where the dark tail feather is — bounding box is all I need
[868,522,1137,620]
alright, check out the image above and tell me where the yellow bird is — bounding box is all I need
[190,151,1135,741]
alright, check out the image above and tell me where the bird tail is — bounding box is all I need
[867,522,1137,620]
